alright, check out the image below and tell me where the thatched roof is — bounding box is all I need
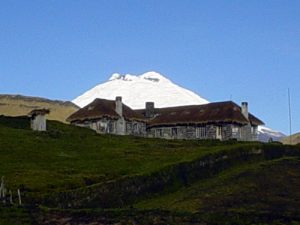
[135,101,264,127]
[28,109,50,117]
[67,98,144,122]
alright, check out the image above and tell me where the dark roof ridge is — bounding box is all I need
[144,100,264,127]
[91,98,134,109]
[147,101,235,111]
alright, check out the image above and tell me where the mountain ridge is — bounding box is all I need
[0,94,79,123]
[0,94,77,107]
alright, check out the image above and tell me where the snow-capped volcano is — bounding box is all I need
[73,71,209,109]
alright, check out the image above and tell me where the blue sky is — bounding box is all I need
[1,0,300,134]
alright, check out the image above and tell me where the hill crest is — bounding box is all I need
[0,94,79,123]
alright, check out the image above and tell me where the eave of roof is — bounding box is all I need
[67,98,145,122]
[28,109,50,117]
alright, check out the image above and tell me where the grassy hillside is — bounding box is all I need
[0,116,300,224]
[0,94,78,123]
[0,116,244,194]
[0,207,34,225]
[135,157,300,215]
[35,157,300,225]
[281,132,300,145]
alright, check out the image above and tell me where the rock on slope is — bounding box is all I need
[73,71,209,109]
[0,94,79,123]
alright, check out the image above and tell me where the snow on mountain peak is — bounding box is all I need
[73,71,208,109]
[108,71,170,83]
[108,73,135,81]
[109,73,122,81]
[139,71,170,83]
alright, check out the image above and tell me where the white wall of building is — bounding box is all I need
[31,115,46,131]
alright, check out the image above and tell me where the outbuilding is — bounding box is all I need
[68,97,264,141]
[28,109,50,131]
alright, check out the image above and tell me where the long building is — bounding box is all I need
[67,97,264,141]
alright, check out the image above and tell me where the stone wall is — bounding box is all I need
[147,123,256,141]
[73,118,115,134]
[31,115,47,131]
[73,119,146,137]
[74,120,257,141]
[240,124,258,141]
[125,121,146,137]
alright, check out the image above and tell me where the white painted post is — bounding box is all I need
[17,189,22,205]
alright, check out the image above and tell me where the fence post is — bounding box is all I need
[0,177,3,198]
[2,177,6,204]
[9,190,13,204]
[18,189,22,205]
[3,187,6,204]
[0,176,4,199]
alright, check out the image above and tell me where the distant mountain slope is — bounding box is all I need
[0,94,79,123]
[73,71,209,109]
[280,132,300,145]
[257,126,286,142]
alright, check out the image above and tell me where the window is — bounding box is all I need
[196,126,207,138]
[97,121,107,133]
[133,123,138,132]
[171,127,178,137]
[132,123,140,134]
[80,121,91,128]
[108,122,114,133]
[156,129,163,137]
[232,127,239,134]
[251,126,257,134]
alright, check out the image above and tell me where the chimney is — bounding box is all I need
[241,102,248,119]
[145,102,155,118]
[115,96,122,117]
